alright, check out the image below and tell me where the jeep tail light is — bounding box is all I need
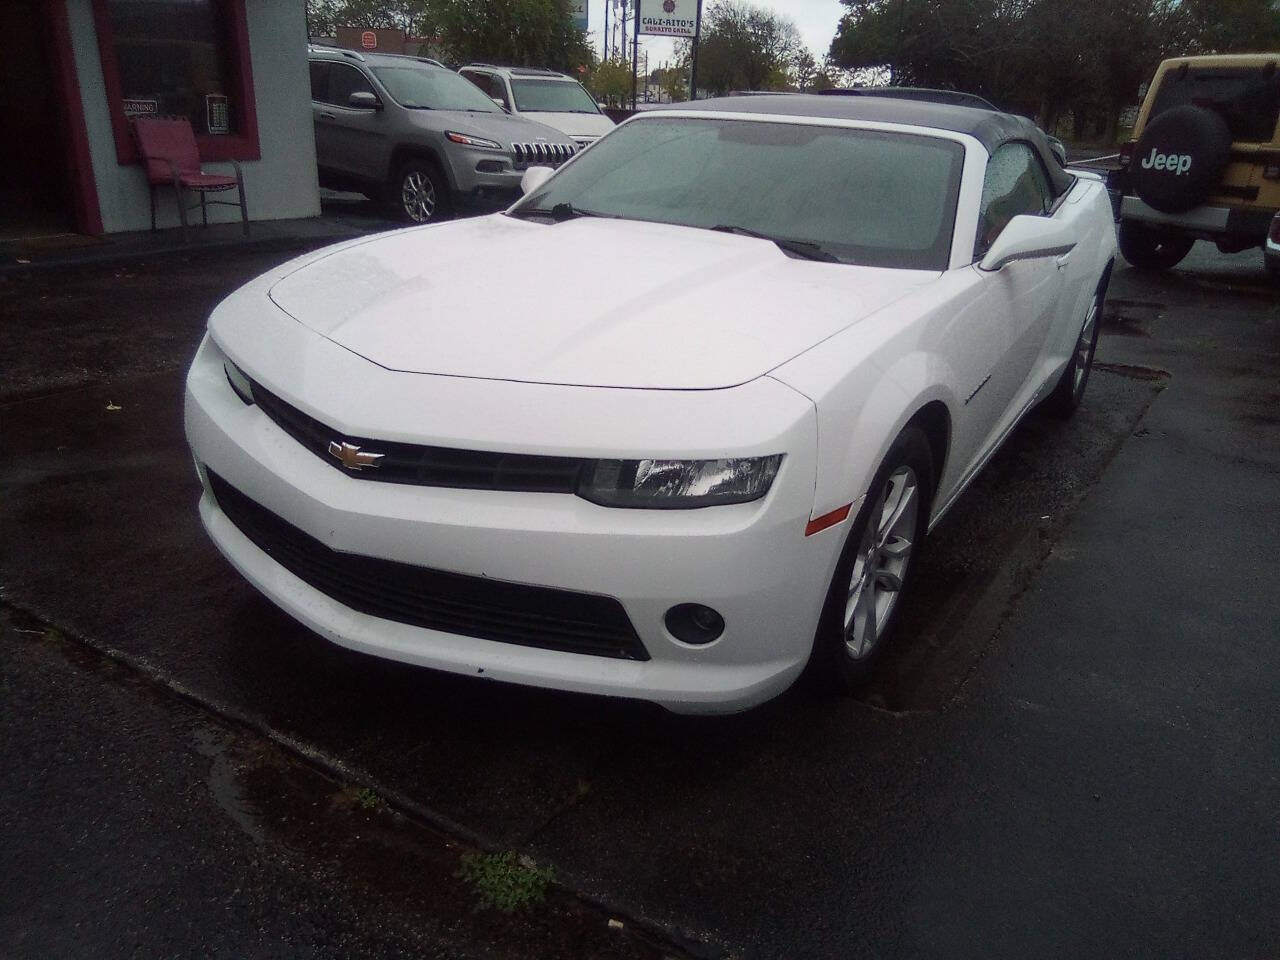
[1119,140,1136,168]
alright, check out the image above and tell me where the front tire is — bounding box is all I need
[394,160,450,224]
[1118,218,1193,271]
[813,427,935,690]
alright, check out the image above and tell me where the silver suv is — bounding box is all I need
[307,46,579,223]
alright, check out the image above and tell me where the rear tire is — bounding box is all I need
[812,427,934,690]
[1118,218,1193,271]
[1266,251,1280,283]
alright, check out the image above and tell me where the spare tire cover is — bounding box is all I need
[1131,104,1231,213]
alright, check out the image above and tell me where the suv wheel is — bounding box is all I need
[1118,219,1193,271]
[394,160,450,224]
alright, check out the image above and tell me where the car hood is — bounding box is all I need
[516,111,614,140]
[266,216,937,390]
[418,109,571,145]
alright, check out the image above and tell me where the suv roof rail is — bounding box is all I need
[307,43,366,62]
[464,62,566,78]
[378,52,445,68]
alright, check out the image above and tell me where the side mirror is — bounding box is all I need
[348,91,382,111]
[520,165,555,195]
[979,214,1076,272]
[491,97,507,108]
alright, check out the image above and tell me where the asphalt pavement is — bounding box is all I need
[2,236,1277,958]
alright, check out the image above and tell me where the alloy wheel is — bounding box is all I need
[401,170,436,222]
[1073,294,1100,396]
[844,465,919,659]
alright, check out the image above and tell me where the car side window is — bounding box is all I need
[975,142,1053,258]
[308,61,330,103]
[325,63,375,107]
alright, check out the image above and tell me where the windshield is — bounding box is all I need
[372,66,501,112]
[511,78,600,114]
[512,117,964,270]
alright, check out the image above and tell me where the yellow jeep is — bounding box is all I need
[1115,53,1280,273]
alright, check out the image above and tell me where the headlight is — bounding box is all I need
[578,455,783,509]
[445,131,503,150]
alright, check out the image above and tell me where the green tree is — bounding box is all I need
[827,0,1280,144]
[433,0,593,72]
[696,1,806,94]
[588,57,633,107]
[793,49,817,91]
[307,0,436,36]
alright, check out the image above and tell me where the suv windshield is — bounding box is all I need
[1150,66,1280,142]
[372,66,501,112]
[512,117,963,270]
[511,78,600,114]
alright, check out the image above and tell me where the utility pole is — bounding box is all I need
[689,0,703,101]
[631,0,639,109]
[603,0,610,60]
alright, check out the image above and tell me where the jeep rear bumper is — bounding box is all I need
[1120,196,1274,243]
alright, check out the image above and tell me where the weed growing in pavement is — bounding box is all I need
[456,850,554,913]
[353,787,383,811]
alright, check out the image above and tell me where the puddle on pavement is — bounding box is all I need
[191,723,266,845]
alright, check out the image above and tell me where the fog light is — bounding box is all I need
[664,604,725,644]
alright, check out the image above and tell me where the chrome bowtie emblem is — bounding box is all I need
[327,440,385,470]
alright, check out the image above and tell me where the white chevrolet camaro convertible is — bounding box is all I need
[185,95,1117,714]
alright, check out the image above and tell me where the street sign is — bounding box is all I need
[570,0,588,31]
[360,30,377,49]
[639,0,696,37]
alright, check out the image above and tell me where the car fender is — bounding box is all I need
[770,307,963,526]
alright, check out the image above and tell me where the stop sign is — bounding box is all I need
[360,30,376,49]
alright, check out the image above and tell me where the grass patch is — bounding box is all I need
[456,850,554,913]
[353,787,383,811]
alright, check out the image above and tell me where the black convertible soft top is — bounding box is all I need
[652,94,1074,195]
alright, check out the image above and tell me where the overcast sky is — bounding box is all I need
[587,0,848,69]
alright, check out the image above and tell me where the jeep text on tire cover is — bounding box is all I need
[1140,150,1192,175]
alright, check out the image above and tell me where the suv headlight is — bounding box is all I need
[445,131,503,150]
[578,455,783,509]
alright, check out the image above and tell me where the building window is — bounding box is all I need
[92,0,260,164]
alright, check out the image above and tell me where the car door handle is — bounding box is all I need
[1055,253,1072,270]
[319,112,337,121]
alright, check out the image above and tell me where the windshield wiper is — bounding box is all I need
[709,224,842,263]
[508,202,613,222]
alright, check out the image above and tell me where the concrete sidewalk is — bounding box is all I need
[0,197,398,274]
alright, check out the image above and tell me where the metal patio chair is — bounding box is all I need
[132,116,249,242]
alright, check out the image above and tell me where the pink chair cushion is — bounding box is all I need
[179,173,237,191]
[133,117,203,184]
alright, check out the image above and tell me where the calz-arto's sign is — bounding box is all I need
[639,0,697,37]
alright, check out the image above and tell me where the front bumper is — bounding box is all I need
[184,316,838,714]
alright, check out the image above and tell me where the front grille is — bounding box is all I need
[250,380,589,493]
[206,470,649,661]
[511,141,576,167]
